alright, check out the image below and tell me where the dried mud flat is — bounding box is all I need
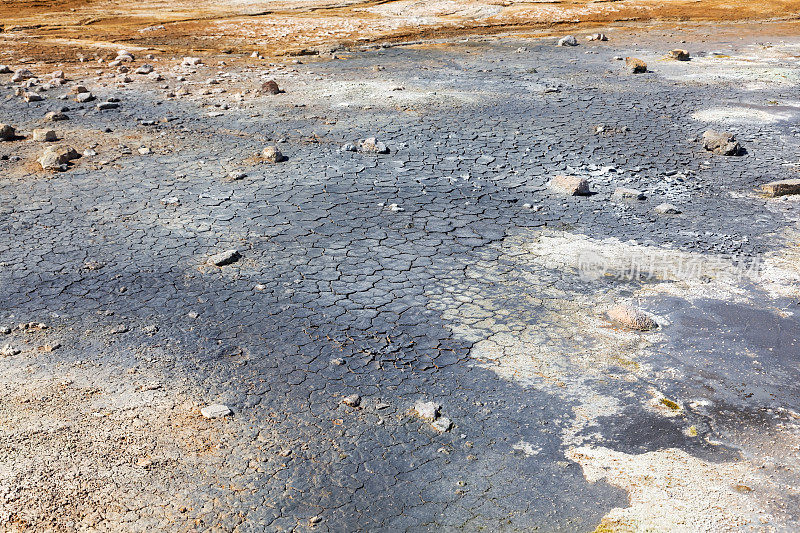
[3,3,800,532]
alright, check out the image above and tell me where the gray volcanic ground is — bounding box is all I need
[2,24,800,532]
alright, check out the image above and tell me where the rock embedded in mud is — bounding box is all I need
[606,305,658,331]
[260,80,281,95]
[115,50,134,62]
[200,404,232,419]
[37,144,79,170]
[261,145,287,163]
[655,202,681,214]
[612,187,645,201]
[412,400,440,421]
[557,35,578,47]
[32,129,57,142]
[208,249,241,266]
[668,49,691,61]
[549,175,590,196]
[0,124,16,141]
[341,394,361,407]
[11,68,34,82]
[44,111,68,122]
[359,137,389,154]
[761,179,800,197]
[75,92,95,103]
[431,417,453,432]
[625,57,647,73]
[0,344,21,357]
[702,129,741,155]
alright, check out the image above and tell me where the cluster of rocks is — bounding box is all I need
[557,33,607,46]
[341,137,390,154]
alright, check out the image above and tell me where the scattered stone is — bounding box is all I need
[341,143,357,152]
[612,187,645,200]
[557,35,579,47]
[358,137,389,154]
[0,326,10,335]
[135,64,154,75]
[587,33,608,42]
[32,129,57,142]
[341,394,362,407]
[261,145,287,163]
[72,85,89,94]
[260,80,281,95]
[111,324,129,334]
[41,343,61,352]
[0,124,16,141]
[432,417,453,432]
[208,249,241,266]
[201,404,232,419]
[702,129,741,156]
[24,92,43,102]
[97,101,120,110]
[142,324,159,334]
[0,65,11,74]
[75,92,95,103]
[375,401,390,410]
[37,144,80,170]
[761,179,800,198]
[412,400,440,421]
[115,50,135,62]
[51,70,65,79]
[549,175,590,196]
[668,49,691,61]
[138,146,151,155]
[182,57,202,66]
[11,68,34,82]
[606,305,658,331]
[277,448,292,457]
[625,57,647,73]
[654,203,681,214]
[330,357,345,366]
[227,171,247,180]
[44,111,68,121]
[161,196,181,206]
[0,344,20,357]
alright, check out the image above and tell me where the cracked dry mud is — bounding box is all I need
[2,10,800,533]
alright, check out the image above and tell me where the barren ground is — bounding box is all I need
[2,2,800,532]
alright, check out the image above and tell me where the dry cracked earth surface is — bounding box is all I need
[3,10,800,533]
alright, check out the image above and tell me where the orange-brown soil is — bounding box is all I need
[2,0,800,63]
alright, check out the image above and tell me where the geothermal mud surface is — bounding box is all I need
[2,17,800,533]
